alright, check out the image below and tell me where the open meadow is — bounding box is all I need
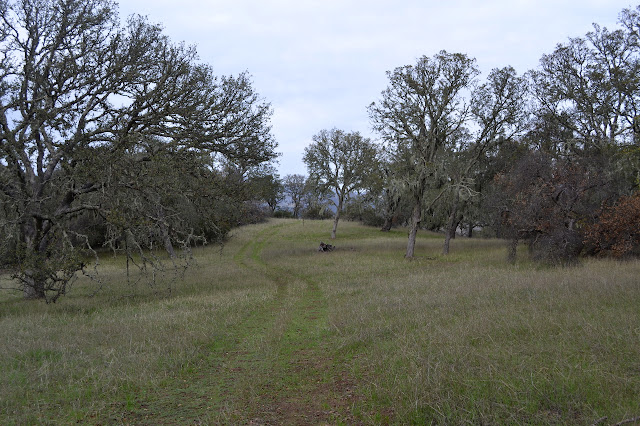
[1,219,639,424]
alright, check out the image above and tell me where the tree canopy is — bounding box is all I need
[0,0,277,301]
[303,128,379,239]
[4,1,640,302]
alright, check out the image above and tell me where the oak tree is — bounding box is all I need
[303,128,379,239]
[369,52,479,257]
[282,174,307,218]
[0,0,277,301]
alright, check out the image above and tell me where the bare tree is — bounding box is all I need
[0,0,277,301]
[529,16,640,150]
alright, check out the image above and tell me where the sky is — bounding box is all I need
[118,0,634,176]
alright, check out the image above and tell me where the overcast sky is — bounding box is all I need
[119,1,634,176]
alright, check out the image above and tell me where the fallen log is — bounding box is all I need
[318,242,335,252]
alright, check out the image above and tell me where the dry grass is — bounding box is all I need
[1,219,639,424]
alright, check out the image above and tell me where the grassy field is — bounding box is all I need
[1,219,639,424]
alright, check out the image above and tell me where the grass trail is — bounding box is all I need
[1,219,639,424]
[111,220,359,424]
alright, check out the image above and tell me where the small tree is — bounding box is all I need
[249,171,283,213]
[283,174,307,218]
[303,129,379,239]
[493,151,609,264]
[584,192,640,257]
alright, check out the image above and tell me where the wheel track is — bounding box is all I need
[111,223,292,424]
[113,221,359,424]
[231,221,358,424]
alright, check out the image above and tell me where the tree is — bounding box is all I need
[282,174,307,218]
[0,0,277,301]
[379,176,406,232]
[370,52,527,257]
[248,169,283,213]
[493,4,640,264]
[493,151,611,264]
[529,15,640,151]
[584,191,640,257]
[303,128,379,239]
[440,66,529,255]
[376,146,414,232]
[369,52,479,257]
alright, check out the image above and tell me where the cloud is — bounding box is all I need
[119,0,633,175]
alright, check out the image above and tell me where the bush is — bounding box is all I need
[584,192,640,258]
[344,204,385,228]
[302,204,333,220]
[273,209,294,218]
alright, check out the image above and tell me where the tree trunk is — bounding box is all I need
[467,224,473,238]
[157,207,176,259]
[381,187,398,232]
[22,274,45,300]
[406,201,422,258]
[20,219,47,300]
[443,232,452,256]
[507,238,518,264]
[443,190,460,255]
[160,222,176,259]
[331,197,343,239]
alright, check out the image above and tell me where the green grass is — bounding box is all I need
[1,218,639,424]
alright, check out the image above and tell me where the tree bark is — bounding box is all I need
[20,218,46,300]
[406,201,422,258]
[22,274,45,300]
[381,187,399,232]
[507,238,518,264]
[443,231,452,256]
[331,196,344,239]
[443,190,460,255]
[157,207,176,259]
[160,222,176,259]
[381,216,392,232]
